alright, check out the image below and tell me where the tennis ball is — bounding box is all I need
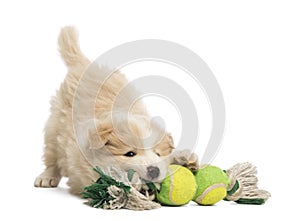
[156,165,197,206]
[193,165,230,205]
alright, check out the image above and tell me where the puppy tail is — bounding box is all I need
[58,26,89,69]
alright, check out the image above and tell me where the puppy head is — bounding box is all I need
[87,113,174,183]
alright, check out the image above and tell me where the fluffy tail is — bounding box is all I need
[58,26,89,68]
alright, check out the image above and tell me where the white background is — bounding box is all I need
[0,0,299,220]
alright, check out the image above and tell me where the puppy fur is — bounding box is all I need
[34,27,175,194]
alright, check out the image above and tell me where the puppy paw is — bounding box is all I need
[34,176,61,187]
[34,170,61,188]
[171,150,199,171]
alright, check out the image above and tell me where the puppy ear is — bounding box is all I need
[167,133,175,149]
[154,133,175,157]
[88,120,113,149]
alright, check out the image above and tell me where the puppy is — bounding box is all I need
[34,27,197,195]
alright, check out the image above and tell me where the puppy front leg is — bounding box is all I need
[34,142,62,188]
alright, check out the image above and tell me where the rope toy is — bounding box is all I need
[225,162,271,204]
[81,167,160,210]
[82,162,270,210]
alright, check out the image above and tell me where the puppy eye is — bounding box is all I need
[124,151,136,157]
[156,153,161,157]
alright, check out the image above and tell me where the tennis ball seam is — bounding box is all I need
[168,168,176,205]
[195,183,227,203]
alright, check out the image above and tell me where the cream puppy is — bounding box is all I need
[34,27,183,194]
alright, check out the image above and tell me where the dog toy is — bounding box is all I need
[81,167,160,210]
[82,162,270,210]
[156,165,197,206]
[224,162,271,204]
[193,165,230,205]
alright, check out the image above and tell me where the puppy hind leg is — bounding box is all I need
[34,144,62,188]
[34,166,61,187]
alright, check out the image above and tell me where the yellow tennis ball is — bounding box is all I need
[156,165,197,206]
[193,165,230,205]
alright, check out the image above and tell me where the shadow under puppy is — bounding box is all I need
[34,26,198,196]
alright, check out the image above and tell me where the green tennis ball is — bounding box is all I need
[193,165,230,205]
[156,165,197,206]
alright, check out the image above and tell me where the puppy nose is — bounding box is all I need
[147,166,160,179]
